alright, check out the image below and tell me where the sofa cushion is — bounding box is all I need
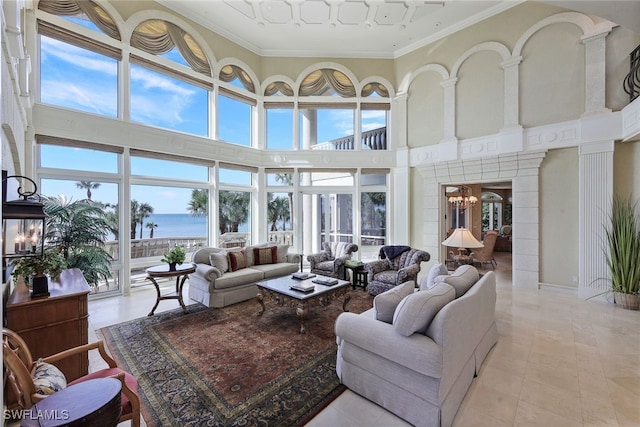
[373,280,415,323]
[214,268,264,289]
[251,262,299,279]
[209,252,228,273]
[228,251,247,272]
[422,263,448,290]
[254,246,278,265]
[438,265,479,298]
[32,359,67,395]
[392,282,455,337]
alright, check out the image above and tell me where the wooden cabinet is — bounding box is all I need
[5,268,90,382]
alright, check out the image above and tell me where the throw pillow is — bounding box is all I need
[254,246,278,265]
[421,263,448,290]
[276,245,288,263]
[209,252,228,273]
[228,251,247,272]
[441,265,479,298]
[392,282,455,337]
[32,359,67,395]
[331,242,349,259]
[373,280,416,323]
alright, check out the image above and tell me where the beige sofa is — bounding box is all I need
[188,244,301,308]
[335,266,497,427]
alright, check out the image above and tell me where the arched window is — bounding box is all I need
[481,192,504,231]
[129,20,211,136]
[131,19,210,75]
[265,81,294,150]
[39,0,120,40]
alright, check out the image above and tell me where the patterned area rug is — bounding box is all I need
[100,289,373,427]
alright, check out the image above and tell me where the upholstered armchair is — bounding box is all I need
[307,242,359,280]
[365,246,430,295]
[2,328,141,427]
[472,231,498,269]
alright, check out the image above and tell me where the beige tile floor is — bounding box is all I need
[88,252,640,427]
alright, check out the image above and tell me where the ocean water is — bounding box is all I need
[138,213,206,238]
[136,213,248,238]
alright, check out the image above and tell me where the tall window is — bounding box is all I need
[266,107,294,149]
[219,166,254,246]
[37,141,121,296]
[39,35,118,117]
[130,154,210,280]
[129,63,208,136]
[217,95,252,146]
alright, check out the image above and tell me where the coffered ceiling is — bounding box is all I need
[155,1,639,59]
[155,0,523,59]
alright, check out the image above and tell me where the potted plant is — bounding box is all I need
[10,250,67,297]
[161,245,186,271]
[604,195,640,310]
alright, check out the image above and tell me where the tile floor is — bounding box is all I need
[88,252,640,427]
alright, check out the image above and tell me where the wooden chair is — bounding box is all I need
[472,231,498,269]
[2,328,141,427]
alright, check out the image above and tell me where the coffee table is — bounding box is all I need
[256,274,351,333]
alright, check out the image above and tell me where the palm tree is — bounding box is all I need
[268,194,289,231]
[219,190,250,234]
[130,200,140,239]
[138,203,154,239]
[75,181,101,200]
[188,189,208,216]
[146,222,158,238]
[275,173,294,230]
[43,195,113,288]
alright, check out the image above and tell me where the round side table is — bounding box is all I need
[21,378,121,427]
[146,262,196,316]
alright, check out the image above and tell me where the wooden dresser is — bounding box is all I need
[5,268,90,382]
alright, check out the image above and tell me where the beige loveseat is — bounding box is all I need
[335,265,497,427]
[189,244,301,308]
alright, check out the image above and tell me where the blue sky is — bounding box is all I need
[38,25,386,213]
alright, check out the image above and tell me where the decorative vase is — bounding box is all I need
[168,262,177,271]
[614,292,640,310]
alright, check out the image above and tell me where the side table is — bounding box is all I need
[345,262,368,291]
[146,263,196,316]
[21,378,121,427]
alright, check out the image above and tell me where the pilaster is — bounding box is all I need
[578,140,614,299]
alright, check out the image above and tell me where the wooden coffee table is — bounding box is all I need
[256,275,351,333]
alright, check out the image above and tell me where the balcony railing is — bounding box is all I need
[312,126,387,151]
[624,44,640,102]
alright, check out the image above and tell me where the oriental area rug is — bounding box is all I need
[99,290,374,427]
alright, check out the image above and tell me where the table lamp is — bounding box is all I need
[442,228,484,264]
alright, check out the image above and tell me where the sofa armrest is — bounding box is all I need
[286,253,301,264]
[335,312,443,378]
[194,263,222,282]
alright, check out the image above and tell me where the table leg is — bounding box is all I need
[147,277,161,316]
[256,292,266,316]
[177,274,189,314]
[296,305,308,334]
[342,293,351,312]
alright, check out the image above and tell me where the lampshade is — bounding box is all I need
[442,228,484,248]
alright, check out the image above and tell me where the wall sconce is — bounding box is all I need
[2,171,46,284]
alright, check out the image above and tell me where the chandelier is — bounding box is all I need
[448,185,477,210]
